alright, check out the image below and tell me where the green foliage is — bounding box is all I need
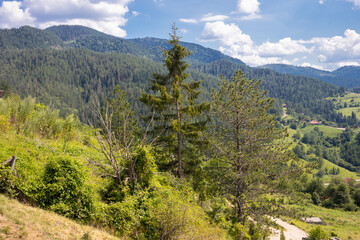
[0,165,19,198]
[140,25,209,179]
[0,95,80,139]
[280,230,286,240]
[38,157,94,222]
[209,70,302,225]
[308,226,329,240]
[0,26,63,49]
[95,177,226,239]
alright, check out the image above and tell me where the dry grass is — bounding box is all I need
[0,194,121,240]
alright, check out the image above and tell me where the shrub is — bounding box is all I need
[38,157,94,222]
[308,226,328,240]
[0,165,19,198]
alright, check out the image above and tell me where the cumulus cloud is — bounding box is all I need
[0,0,133,37]
[258,38,311,57]
[201,21,252,47]
[237,0,260,14]
[179,18,198,24]
[304,29,360,63]
[200,14,229,22]
[200,21,359,69]
[0,1,35,28]
[236,0,261,20]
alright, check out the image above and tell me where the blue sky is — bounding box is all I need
[0,0,359,70]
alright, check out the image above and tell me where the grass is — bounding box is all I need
[298,125,343,138]
[319,158,360,182]
[330,92,360,117]
[0,194,121,240]
[288,204,360,240]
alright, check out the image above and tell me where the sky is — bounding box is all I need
[0,0,359,70]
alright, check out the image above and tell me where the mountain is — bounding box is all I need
[0,25,342,124]
[262,64,360,88]
[0,26,63,49]
[45,25,246,65]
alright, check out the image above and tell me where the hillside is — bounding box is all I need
[0,26,63,49]
[0,25,343,124]
[262,63,360,88]
[1,25,360,240]
[0,194,120,240]
[45,25,246,65]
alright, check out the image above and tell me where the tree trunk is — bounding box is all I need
[176,99,183,180]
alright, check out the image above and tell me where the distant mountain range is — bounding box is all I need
[261,64,360,88]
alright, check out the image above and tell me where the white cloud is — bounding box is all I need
[241,13,261,20]
[237,0,260,14]
[132,11,140,17]
[200,21,359,69]
[0,1,35,28]
[236,0,261,20]
[201,21,253,47]
[319,0,324,4]
[304,29,360,63]
[258,37,310,57]
[179,18,197,24]
[0,0,133,37]
[346,0,360,7]
[200,14,229,22]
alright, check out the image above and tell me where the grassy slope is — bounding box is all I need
[285,121,360,182]
[332,92,360,117]
[0,194,121,240]
[288,204,360,240]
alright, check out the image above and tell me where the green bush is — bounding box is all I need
[38,157,94,222]
[0,165,19,198]
[308,226,328,240]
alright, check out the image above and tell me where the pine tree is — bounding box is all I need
[140,24,209,180]
[209,70,302,225]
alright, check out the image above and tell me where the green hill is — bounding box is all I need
[0,26,63,49]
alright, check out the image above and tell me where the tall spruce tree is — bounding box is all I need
[209,71,302,231]
[140,25,209,180]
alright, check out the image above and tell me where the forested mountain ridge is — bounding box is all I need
[0,25,343,123]
[262,63,360,88]
[0,25,63,49]
[45,25,246,65]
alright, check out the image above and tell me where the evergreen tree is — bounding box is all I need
[208,71,301,226]
[140,25,209,179]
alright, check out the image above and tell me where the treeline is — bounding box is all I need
[194,59,344,123]
[303,177,360,211]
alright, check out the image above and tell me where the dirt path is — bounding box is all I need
[268,218,308,240]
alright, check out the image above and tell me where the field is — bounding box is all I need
[299,125,344,138]
[331,92,360,118]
